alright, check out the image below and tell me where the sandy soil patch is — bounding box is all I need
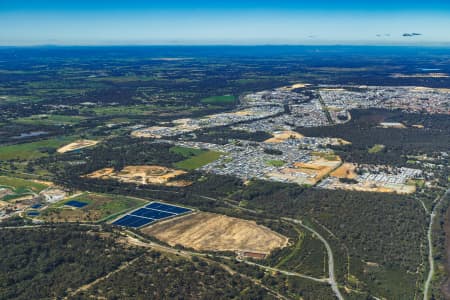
[84,165,192,187]
[325,178,416,194]
[142,212,288,254]
[330,163,358,179]
[267,156,341,185]
[264,130,304,143]
[57,140,99,153]
[379,122,406,129]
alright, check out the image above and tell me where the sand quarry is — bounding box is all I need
[142,212,288,254]
[57,140,99,153]
[84,165,192,187]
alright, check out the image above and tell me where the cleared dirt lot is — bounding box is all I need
[142,212,288,254]
[57,139,99,153]
[330,163,358,179]
[84,165,192,187]
[264,130,304,143]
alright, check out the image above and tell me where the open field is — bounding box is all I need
[200,95,236,105]
[368,144,386,153]
[84,165,192,187]
[57,139,99,153]
[41,193,146,223]
[0,176,49,195]
[169,146,203,157]
[142,211,289,254]
[264,130,304,143]
[14,114,86,126]
[0,137,76,160]
[174,151,223,170]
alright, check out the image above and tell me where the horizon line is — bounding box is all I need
[2,43,450,48]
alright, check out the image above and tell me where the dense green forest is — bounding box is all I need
[78,253,275,300]
[299,109,450,166]
[0,226,143,299]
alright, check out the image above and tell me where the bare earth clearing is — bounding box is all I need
[84,165,192,187]
[57,139,99,153]
[142,212,289,254]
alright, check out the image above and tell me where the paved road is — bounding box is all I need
[283,217,344,300]
[424,189,450,300]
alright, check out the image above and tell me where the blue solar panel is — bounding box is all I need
[30,204,42,209]
[113,215,153,228]
[112,202,191,228]
[65,200,88,208]
[131,208,175,219]
[27,211,40,216]
[145,202,191,214]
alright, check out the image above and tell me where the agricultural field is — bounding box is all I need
[142,211,289,254]
[40,193,146,223]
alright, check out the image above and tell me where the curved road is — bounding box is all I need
[424,189,450,300]
[283,217,344,300]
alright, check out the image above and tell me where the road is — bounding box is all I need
[424,188,450,300]
[283,217,344,300]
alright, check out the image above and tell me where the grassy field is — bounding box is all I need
[42,193,146,223]
[201,95,236,105]
[368,144,386,154]
[0,176,49,201]
[266,160,286,167]
[14,114,86,126]
[81,104,158,116]
[174,151,223,170]
[0,136,76,160]
[169,146,204,158]
[0,176,49,193]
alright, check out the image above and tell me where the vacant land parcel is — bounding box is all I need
[84,165,192,187]
[142,212,288,254]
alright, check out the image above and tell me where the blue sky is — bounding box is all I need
[1,0,450,45]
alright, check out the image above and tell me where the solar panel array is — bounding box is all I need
[112,202,191,228]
